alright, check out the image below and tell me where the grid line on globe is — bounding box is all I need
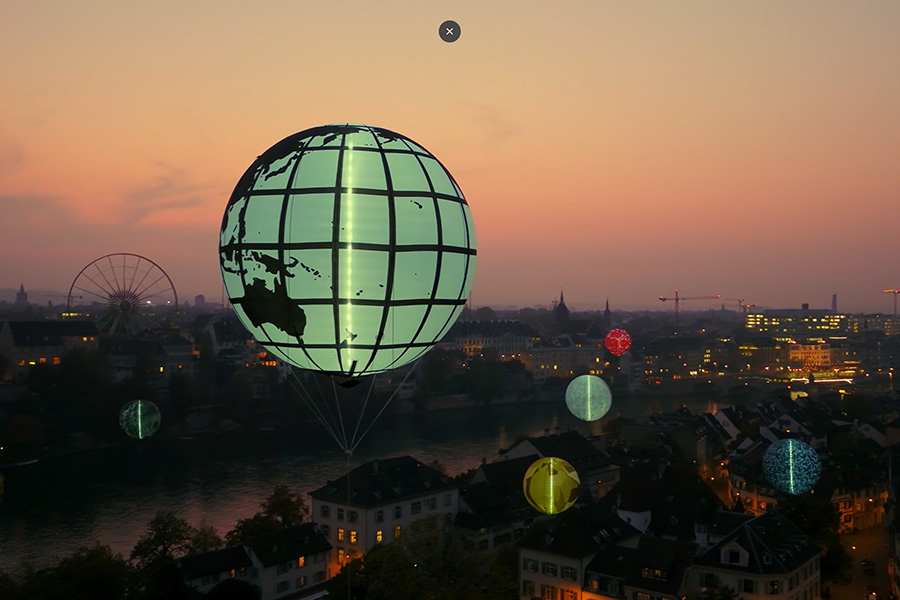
[220,124,477,377]
[762,438,821,495]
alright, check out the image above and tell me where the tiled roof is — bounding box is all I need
[244,523,331,568]
[309,455,456,508]
[518,503,640,559]
[624,536,696,595]
[603,464,726,539]
[518,430,605,464]
[178,546,252,579]
[694,511,820,574]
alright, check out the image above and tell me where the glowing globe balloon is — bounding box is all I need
[604,329,631,357]
[523,457,580,515]
[219,124,477,378]
[565,375,612,422]
[119,400,161,440]
[762,438,821,495]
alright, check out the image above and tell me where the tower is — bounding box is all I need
[553,288,569,333]
[15,283,27,306]
[604,298,611,328]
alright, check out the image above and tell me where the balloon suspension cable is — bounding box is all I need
[347,374,379,453]
[331,376,351,455]
[312,370,343,445]
[349,359,421,455]
[288,371,347,453]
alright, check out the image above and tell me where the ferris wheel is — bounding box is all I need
[67,253,178,334]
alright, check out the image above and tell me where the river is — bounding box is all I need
[0,394,725,572]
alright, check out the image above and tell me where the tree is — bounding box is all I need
[328,514,495,600]
[16,544,133,600]
[260,485,309,526]
[190,523,224,554]
[226,486,309,546]
[131,511,197,569]
[698,584,742,600]
[224,513,281,547]
[205,579,262,600]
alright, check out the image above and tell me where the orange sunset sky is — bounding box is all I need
[1,1,899,312]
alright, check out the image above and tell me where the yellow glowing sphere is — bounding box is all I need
[522,457,580,515]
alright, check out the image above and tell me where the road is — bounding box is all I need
[828,526,891,600]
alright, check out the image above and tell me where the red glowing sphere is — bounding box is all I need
[604,329,631,356]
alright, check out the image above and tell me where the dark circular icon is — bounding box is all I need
[439,20,460,43]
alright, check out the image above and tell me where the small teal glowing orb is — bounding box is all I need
[762,438,821,495]
[565,375,612,422]
[119,400,161,440]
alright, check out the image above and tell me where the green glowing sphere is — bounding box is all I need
[523,457,580,515]
[762,438,821,495]
[565,375,612,422]
[119,400,161,440]
[220,124,477,378]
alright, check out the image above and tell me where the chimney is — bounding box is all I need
[832,294,838,313]
[801,303,809,310]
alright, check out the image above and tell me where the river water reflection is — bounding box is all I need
[0,394,723,571]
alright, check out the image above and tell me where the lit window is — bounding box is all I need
[296,576,306,588]
[297,556,305,568]
[376,530,383,543]
[52,357,60,365]
[337,528,344,541]
[394,525,401,538]
[39,357,46,364]
[349,530,357,544]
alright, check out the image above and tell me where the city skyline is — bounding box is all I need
[2,2,899,313]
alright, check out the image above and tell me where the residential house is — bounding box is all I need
[692,511,821,600]
[0,320,99,381]
[242,524,331,599]
[518,503,640,600]
[177,523,330,600]
[622,536,696,600]
[308,455,459,577]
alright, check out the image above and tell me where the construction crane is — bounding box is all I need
[720,298,755,314]
[883,289,900,316]
[658,290,721,322]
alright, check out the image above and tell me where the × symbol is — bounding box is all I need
[439,20,460,43]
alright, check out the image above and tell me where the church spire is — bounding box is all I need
[16,283,27,306]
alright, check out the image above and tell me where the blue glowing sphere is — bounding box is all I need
[762,438,821,495]
[565,375,612,422]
